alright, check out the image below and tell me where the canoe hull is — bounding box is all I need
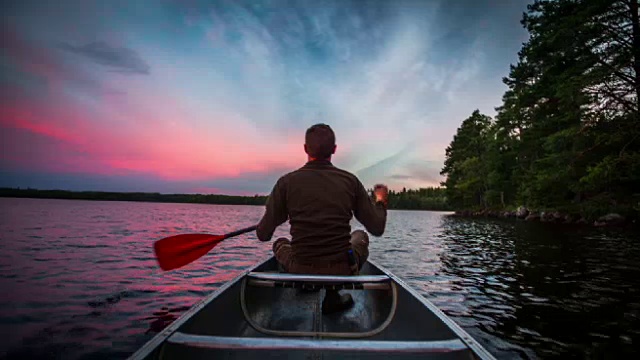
[129,257,495,360]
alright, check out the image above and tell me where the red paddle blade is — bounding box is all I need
[153,234,225,271]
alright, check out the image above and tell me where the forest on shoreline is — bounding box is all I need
[0,187,451,211]
[440,0,639,223]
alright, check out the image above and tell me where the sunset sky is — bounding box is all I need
[1,0,530,195]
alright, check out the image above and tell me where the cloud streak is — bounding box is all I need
[60,41,150,74]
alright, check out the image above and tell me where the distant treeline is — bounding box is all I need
[440,0,639,220]
[0,187,452,211]
[387,187,450,211]
[0,188,268,206]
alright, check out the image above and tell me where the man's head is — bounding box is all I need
[304,123,336,160]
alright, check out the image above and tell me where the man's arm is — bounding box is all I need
[256,178,288,241]
[353,181,387,236]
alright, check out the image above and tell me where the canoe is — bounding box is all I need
[128,256,495,360]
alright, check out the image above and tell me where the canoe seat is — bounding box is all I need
[246,272,392,290]
[166,332,469,353]
[239,272,399,338]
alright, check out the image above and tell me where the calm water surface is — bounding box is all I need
[0,198,639,359]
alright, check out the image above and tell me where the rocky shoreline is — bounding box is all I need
[451,206,634,227]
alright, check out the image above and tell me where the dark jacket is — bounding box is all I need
[256,160,387,263]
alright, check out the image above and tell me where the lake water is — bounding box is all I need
[0,198,639,359]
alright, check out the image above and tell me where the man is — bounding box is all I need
[256,123,388,314]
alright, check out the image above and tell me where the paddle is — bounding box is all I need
[153,225,258,271]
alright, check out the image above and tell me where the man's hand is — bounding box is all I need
[373,184,389,207]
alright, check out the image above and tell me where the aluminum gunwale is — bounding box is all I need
[126,255,273,360]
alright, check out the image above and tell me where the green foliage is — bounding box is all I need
[440,110,493,209]
[441,0,639,219]
[386,187,451,211]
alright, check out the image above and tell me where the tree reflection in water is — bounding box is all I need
[438,216,640,359]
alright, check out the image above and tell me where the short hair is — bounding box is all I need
[305,123,336,159]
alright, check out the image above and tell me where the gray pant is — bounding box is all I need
[273,230,370,275]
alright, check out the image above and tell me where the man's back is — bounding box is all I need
[256,123,387,314]
[256,159,386,264]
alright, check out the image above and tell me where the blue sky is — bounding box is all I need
[1,0,531,195]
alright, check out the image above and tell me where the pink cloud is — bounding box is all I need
[2,96,303,181]
[2,78,302,185]
[1,105,83,145]
[1,25,306,188]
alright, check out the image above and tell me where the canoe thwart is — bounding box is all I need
[246,272,392,291]
[247,279,391,290]
[247,272,391,283]
[167,332,468,353]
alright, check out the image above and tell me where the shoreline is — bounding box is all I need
[0,195,452,212]
[450,207,637,228]
[0,188,451,212]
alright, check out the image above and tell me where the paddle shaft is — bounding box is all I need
[223,225,258,240]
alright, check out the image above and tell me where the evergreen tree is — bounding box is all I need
[440,110,492,209]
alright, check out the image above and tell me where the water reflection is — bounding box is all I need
[142,306,191,334]
[438,217,640,359]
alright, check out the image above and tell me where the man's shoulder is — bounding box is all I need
[329,165,359,180]
[276,170,296,184]
[294,164,361,184]
[276,167,307,183]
